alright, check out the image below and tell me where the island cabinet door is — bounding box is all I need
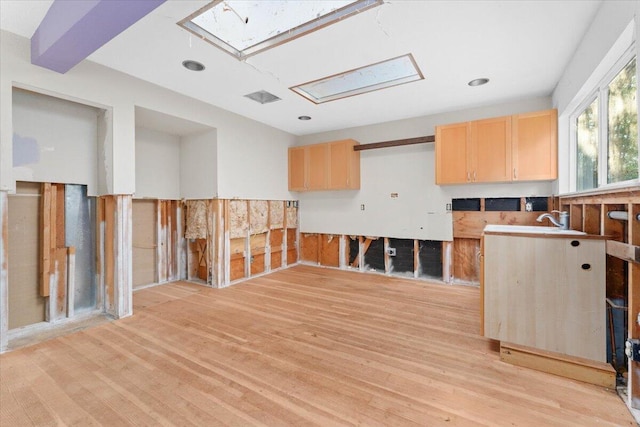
[483,234,606,362]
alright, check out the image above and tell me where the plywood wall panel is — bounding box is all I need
[230,257,245,282]
[271,251,282,270]
[320,235,340,268]
[132,200,157,288]
[301,234,319,263]
[251,254,265,276]
[8,184,45,329]
[453,238,480,283]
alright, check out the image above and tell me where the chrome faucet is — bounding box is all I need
[536,210,569,230]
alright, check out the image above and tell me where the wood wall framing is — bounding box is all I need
[298,196,553,284]
[184,199,298,289]
[558,186,640,409]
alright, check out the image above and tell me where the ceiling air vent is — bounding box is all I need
[244,90,281,104]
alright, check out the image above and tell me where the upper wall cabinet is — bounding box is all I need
[288,139,360,191]
[435,109,557,184]
[512,109,558,181]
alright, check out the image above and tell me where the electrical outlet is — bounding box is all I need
[360,204,365,210]
[386,247,396,256]
[446,203,452,212]
[525,202,533,212]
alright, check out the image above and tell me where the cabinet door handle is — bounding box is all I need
[513,168,517,179]
[467,172,471,181]
[473,171,476,181]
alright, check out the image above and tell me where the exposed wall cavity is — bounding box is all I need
[185,200,208,239]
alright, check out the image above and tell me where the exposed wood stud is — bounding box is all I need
[224,199,230,286]
[413,239,419,279]
[383,237,391,274]
[103,196,115,314]
[339,235,347,268]
[96,197,104,310]
[442,241,453,283]
[40,183,51,297]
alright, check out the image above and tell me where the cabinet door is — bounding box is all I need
[512,109,557,181]
[328,140,360,190]
[471,116,512,182]
[484,234,605,362]
[288,146,307,191]
[307,143,328,190]
[436,122,470,184]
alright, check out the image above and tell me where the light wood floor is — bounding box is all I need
[0,265,634,426]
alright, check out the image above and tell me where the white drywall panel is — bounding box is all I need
[296,97,554,241]
[0,30,294,199]
[216,123,292,200]
[180,130,217,199]
[12,88,99,194]
[135,127,180,200]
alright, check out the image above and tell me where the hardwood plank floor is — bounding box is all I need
[1,265,634,426]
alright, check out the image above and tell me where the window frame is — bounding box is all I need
[569,44,639,192]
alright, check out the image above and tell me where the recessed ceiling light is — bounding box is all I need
[244,90,281,104]
[298,116,311,121]
[178,0,383,60]
[291,54,424,104]
[182,60,205,71]
[468,78,489,87]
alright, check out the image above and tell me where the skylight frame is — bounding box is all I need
[290,54,424,104]
[178,0,384,60]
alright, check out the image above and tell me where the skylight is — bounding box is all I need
[178,0,383,60]
[290,54,424,104]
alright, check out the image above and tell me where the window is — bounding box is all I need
[178,0,383,60]
[290,54,424,104]
[573,53,638,191]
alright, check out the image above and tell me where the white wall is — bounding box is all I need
[135,127,180,200]
[552,1,640,194]
[12,88,100,194]
[180,130,217,200]
[0,30,295,199]
[296,97,553,241]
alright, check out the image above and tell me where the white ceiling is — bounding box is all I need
[0,0,602,136]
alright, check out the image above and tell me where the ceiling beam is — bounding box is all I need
[353,135,435,151]
[31,0,166,74]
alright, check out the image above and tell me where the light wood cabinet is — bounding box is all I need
[328,140,360,190]
[288,139,360,191]
[435,109,557,184]
[512,109,557,181]
[288,146,306,191]
[483,231,606,362]
[435,122,470,184]
[307,144,328,190]
[472,116,512,182]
